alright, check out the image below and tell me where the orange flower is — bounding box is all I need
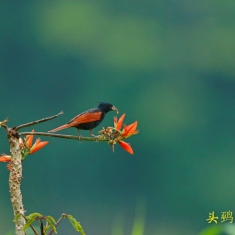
[113,114,139,154]
[30,138,48,154]
[114,113,126,130]
[25,130,34,148]
[114,114,138,138]
[0,153,11,162]
[23,130,48,155]
[118,141,134,154]
[122,121,138,138]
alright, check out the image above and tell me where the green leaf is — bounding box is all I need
[26,212,42,220]
[45,216,57,234]
[49,225,57,234]
[44,225,50,234]
[13,213,21,222]
[46,215,56,225]
[67,214,86,235]
[23,218,37,231]
[21,213,43,232]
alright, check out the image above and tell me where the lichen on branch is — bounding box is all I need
[8,128,26,235]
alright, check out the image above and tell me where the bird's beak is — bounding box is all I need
[112,106,119,114]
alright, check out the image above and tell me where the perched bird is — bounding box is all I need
[49,102,118,139]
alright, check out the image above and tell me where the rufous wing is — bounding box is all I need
[49,111,102,132]
[68,111,102,126]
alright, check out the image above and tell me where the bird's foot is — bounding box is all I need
[78,135,82,142]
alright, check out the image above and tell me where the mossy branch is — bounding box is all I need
[8,128,26,235]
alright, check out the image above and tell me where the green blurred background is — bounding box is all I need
[1,1,235,234]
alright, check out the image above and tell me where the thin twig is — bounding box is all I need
[0,118,9,130]
[19,131,107,142]
[48,214,64,235]
[22,215,38,235]
[39,219,44,235]
[30,224,38,235]
[1,124,8,133]
[16,112,63,131]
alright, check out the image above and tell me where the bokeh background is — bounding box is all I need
[1,1,235,234]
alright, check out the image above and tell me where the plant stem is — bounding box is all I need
[8,128,26,235]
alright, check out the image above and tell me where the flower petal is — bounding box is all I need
[25,130,34,148]
[116,113,125,130]
[114,114,126,130]
[118,141,134,154]
[0,153,11,162]
[30,141,48,154]
[123,121,138,138]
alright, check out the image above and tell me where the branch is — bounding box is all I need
[0,118,9,131]
[19,132,107,142]
[8,128,26,235]
[16,112,63,131]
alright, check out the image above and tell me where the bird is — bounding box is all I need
[49,102,118,139]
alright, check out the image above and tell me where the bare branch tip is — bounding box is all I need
[0,118,9,130]
[0,117,9,125]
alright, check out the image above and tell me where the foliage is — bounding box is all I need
[14,213,86,235]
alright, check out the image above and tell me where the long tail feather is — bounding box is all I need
[49,124,71,133]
